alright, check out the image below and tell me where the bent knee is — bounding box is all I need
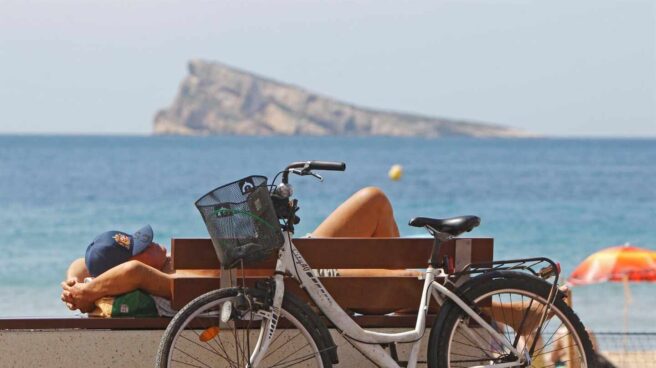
[356,187,392,210]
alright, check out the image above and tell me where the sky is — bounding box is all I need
[0,0,654,137]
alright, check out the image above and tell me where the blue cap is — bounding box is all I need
[84,225,154,277]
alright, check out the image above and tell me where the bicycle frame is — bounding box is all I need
[250,233,524,368]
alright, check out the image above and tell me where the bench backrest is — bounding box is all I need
[0,237,492,331]
[170,237,493,314]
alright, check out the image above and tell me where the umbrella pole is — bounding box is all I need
[622,275,633,362]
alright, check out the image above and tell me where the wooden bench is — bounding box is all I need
[169,237,493,327]
[0,237,493,331]
[0,237,492,367]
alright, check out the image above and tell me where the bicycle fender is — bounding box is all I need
[453,270,567,303]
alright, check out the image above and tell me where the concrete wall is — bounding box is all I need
[0,328,432,368]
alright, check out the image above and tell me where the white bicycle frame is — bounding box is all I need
[249,233,525,368]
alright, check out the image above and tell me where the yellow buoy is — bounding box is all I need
[388,164,403,181]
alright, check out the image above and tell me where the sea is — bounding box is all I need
[0,135,654,332]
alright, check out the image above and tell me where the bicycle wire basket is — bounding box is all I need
[195,175,284,268]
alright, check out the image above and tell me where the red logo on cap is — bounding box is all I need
[113,233,131,250]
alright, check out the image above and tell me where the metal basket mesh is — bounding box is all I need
[195,176,284,268]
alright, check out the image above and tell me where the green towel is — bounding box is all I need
[91,289,159,318]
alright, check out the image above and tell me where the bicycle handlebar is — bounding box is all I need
[282,161,346,184]
[276,160,346,231]
[285,161,346,172]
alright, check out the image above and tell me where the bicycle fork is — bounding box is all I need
[249,272,285,367]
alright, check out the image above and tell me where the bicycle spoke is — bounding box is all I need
[190,329,224,357]
[506,293,522,346]
[269,347,321,368]
[264,331,303,360]
[178,333,232,363]
[529,294,560,356]
[213,333,239,366]
[500,294,512,341]
[533,342,577,358]
[451,356,509,363]
[173,346,215,368]
[265,324,295,354]
[270,344,338,368]
[441,281,591,368]
[450,337,498,356]
[456,321,503,359]
[211,334,234,364]
[270,340,313,367]
[531,321,566,356]
[161,290,326,368]
[538,358,583,368]
[512,296,534,347]
[170,358,210,368]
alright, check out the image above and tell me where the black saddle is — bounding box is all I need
[408,215,481,236]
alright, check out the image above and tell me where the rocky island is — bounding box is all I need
[154,60,530,138]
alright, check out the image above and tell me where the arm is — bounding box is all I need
[62,260,172,312]
[66,258,90,283]
[82,259,172,299]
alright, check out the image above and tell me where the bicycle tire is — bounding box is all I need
[156,287,334,368]
[428,273,596,368]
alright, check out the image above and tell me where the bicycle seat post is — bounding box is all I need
[426,226,452,268]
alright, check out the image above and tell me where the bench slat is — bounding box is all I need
[0,317,172,330]
[172,237,493,269]
[0,315,436,330]
[172,276,436,312]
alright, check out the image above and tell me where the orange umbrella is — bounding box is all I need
[568,244,656,341]
[568,244,656,285]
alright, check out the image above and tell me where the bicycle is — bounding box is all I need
[156,160,596,368]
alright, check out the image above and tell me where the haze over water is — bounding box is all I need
[0,135,654,332]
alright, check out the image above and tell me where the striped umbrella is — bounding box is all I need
[569,244,656,285]
[568,244,656,345]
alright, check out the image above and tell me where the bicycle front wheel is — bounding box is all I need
[156,288,334,368]
[428,273,595,368]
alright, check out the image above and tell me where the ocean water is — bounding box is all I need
[0,135,654,332]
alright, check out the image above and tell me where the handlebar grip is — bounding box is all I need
[282,161,346,183]
[307,161,346,171]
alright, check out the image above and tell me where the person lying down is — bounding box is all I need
[61,187,418,316]
[61,184,560,344]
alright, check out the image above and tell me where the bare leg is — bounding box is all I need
[312,187,415,278]
[313,187,400,238]
[62,260,172,312]
[487,301,552,335]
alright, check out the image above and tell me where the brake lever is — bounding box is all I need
[308,172,323,182]
[288,169,323,182]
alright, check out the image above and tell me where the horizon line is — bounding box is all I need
[1,132,656,140]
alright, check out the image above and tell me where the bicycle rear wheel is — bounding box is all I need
[156,287,334,368]
[428,273,595,367]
